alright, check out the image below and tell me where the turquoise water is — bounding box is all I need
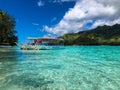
[0,46,120,90]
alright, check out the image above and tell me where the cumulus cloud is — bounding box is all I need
[51,17,57,22]
[32,23,39,26]
[43,33,56,38]
[37,0,44,7]
[92,18,120,28]
[44,0,120,36]
[53,0,77,3]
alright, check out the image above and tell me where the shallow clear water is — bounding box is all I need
[0,46,120,90]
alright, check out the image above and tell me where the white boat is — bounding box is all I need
[16,37,64,50]
[19,45,39,50]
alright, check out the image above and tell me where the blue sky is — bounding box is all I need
[0,0,120,42]
[0,0,75,42]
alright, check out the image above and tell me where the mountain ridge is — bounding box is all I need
[61,24,120,45]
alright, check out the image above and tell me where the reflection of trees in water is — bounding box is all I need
[0,48,55,89]
[0,47,19,87]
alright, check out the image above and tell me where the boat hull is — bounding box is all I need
[18,45,64,50]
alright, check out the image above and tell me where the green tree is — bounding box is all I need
[0,10,17,46]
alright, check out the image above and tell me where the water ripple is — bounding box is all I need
[0,46,120,90]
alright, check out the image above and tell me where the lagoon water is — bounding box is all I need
[0,46,120,90]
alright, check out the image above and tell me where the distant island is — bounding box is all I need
[61,24,120,45]
[0,10,18,46]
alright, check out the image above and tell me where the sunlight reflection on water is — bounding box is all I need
[0,46,120,90]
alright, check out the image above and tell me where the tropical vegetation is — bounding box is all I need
[0,10,17,46]
[61,24,120,45]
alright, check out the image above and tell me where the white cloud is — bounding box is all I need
[44,0,120,36]
[92,18,120,28]
[43,33,56,38]
[51,17,57,22]
[32,23,39,26]
[53,0,77,3]
[37,0,44,7]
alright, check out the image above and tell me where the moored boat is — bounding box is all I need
[16,37,64,50]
